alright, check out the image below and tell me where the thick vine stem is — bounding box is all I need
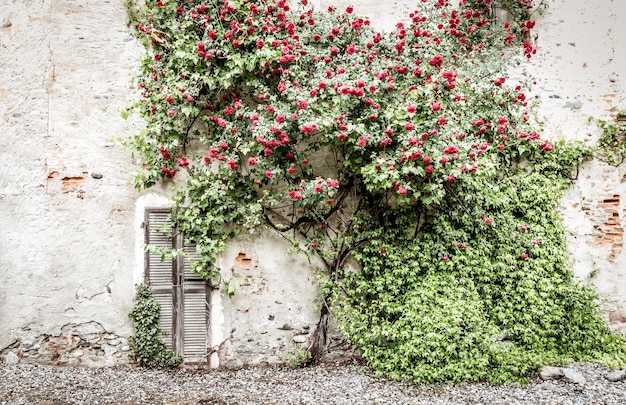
[305,299,331,365]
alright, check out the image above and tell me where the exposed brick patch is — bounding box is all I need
[45,170,91,195]
[595,195,623,261]
[608,311,626,324]
[61,173,87,192]
[235,252,252,267]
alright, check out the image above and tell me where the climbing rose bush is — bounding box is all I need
[126,0,626,382]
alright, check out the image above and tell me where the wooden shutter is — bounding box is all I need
[181,242,209,362]
[144,208,209,364]
[144,208,176,351]
[182,282,209,361]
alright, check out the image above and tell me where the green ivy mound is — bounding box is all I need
[330,146,626,383]
[125,0,626,381]
[128,284,182,368]
[341,270,496,383]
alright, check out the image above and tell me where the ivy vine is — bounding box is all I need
[128,284,182,368]
[596,111,626,166]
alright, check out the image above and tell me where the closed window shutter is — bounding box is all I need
[182,282,209,360]
[144,208,209,363]
[144,209,176,351]
[182,244,209,362]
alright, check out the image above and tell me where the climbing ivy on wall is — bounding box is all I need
[596,111,626,166]
[125,0,626,381]
[128,284,182,368]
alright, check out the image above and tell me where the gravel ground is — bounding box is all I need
[1,362,625,405]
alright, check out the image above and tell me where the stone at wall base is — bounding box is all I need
[3,351,20,365]
[607,369,626,382]
[540,366,586,384]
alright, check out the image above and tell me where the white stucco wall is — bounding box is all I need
[526,0,626,330]
[0,0,321,366]
[1,0,626,366]
[0,0,141,363]
[211,232,320,368]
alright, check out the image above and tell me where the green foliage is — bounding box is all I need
[327,148,625,383]
[596,114,626,166]
[287,345,312,369]
[125,0,626,383]
[128,284,182,368]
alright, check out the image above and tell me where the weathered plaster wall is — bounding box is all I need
[0,0,322,367]
[525,0,626,332]
[211,232,320,368]
[2,0,626,367]
[0,0,142,365]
